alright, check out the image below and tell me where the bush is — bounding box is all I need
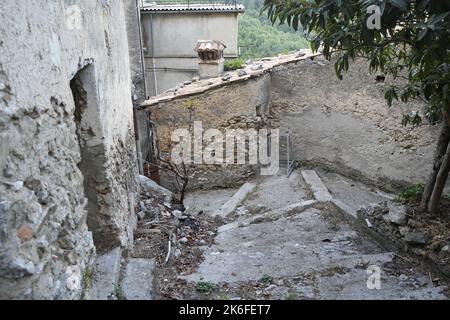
[396,184,425,203]
[224,59,245,71]
[260,274,273,283]
[196,281,216,294]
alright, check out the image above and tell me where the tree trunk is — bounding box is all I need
[421,113,450,210]
[421,108,450,212]
[428,140,450,214]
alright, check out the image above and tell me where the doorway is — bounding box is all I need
[70,65,112,252]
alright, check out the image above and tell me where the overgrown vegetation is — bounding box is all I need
[396,184,425,203]
[82,267,94,291]
[284,292,298,300]
[260,274,273,283]
[196,281,216,294]
[224,59,245,71]
[115,283,125,300]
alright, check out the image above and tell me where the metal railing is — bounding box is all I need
[280,131,295,177]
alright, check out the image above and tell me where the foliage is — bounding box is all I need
[402,111,423,126]
[396,183,425,202]
[263,0,450,122]
[262,0,450,213]
[115,283,125,300]
[260,274,273,283]
[284,292,298,300]
[224,59,245,71]
[82,267,94,291]
[239,9,309,59]
[196,281,216,294]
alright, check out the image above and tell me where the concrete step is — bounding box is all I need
[139,175,173,203]
[213,182,256,217]
[301,170,332,202]
[122,258,155,300]
[182,169,448,299]
[315,267,448,300]
[184,188,238,216]
[185,207,393,283]
[238,171,310,214]
[218,200,317,233]
[90,247,122,300]
[316,169,400,219]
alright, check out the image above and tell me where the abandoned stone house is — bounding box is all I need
[1,1,448,300]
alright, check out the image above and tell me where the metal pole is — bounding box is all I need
[150,14,158,96]
[287,135,290,176]
[136,0,148,97]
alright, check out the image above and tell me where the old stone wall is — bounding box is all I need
[150,74,271,191]
[270,56,441,191]
[0,0,138,299]
[149,55,443,193]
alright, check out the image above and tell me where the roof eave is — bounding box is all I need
[141,9,246,14]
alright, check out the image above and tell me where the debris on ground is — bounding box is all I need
[133,173,449,300]
[357,200,450,278]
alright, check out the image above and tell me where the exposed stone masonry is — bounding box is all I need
[0,0,140,300]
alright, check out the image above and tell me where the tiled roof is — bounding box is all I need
[140,50,320,108]
[141,3,245,13]
[195,40,227,52]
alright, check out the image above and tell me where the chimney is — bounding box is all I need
[194,40,226,79]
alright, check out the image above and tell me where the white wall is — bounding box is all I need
[142,12,240,94]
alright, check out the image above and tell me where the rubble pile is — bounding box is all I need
[132,176,219,272]
[357,202,450,278]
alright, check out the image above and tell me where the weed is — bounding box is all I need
[82,267,94,291]
[284,292,298,300]
[260,274,273,283]
[196,281,216,294]
[115,283,125,300]
[224,59,244,71]
[396,183,424,203]
[216,292,230,300]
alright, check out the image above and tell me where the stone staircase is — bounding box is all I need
[182,169,448,300]
[88,169,448,300]
[87,247,155,300]
[88,175,168,300]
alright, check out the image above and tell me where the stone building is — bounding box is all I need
[0,0,144,299]
[140,52,446,193]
